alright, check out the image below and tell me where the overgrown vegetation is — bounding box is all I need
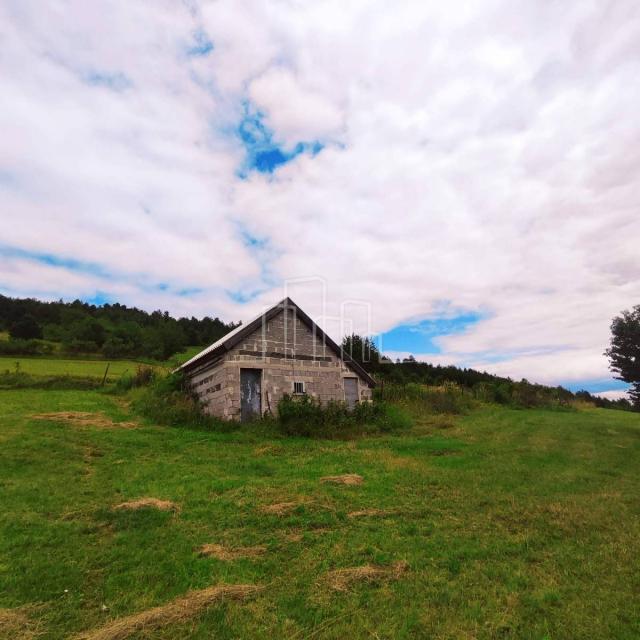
[0,337,55,356]
[376,382,476,415]
[0,370,101,390]
[0,294,238,360]
[129,372,226,431]
[128,372,410,438]
[277,393,411,437]
[343,334,634,411]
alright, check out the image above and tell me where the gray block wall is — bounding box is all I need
[188,308,372,420]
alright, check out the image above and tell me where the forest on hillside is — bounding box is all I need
[0,295,632,411]
[341,335,634,412]
[0,295,238,360]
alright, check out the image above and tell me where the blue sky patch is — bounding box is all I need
[0,244,207,305]
[236,102,323,176]
[85,291,113,306]
[84,71,131,91]
[381,312,483,354]
[187,29,214,56]
[563,378,629,394]
[225,222,281,304]
[0,244,112,279]
[226,288,264,304]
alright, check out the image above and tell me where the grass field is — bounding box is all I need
[0,346,204,381]
[0,357,158,380]
[1,389,639,639]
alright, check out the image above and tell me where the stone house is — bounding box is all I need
[178,297,376,421]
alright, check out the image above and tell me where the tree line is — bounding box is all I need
[0,295,238,361]
[2,294,637,410]
[341,334,635,411]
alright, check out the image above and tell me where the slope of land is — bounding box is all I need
[1,388,639,639]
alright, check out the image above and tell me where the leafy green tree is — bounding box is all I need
[102,336,128,358]
[72,318,107,347]
[142,323,187,360]
[605,305,640,408]
[9,315,42,340]
[341,334,380,371]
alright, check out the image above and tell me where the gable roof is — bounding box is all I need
[178,297,376,387]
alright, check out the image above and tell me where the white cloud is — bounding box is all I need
[249,68,343,145]
[1,0,639,389]
[594,390,630,401]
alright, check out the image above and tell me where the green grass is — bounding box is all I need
[1,390,639,639]
[166,345,205,367]
[0,344,207,379]
[0,357,159,380]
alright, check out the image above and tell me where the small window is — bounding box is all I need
[293,381,305,395]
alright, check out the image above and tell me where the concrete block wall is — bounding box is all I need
[188,308,372,420]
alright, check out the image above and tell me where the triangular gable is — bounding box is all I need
[179,297,376,387]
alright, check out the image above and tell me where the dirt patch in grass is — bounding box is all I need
[361,449,422,471]
[282,530,304,542]
[0,608,38,639]
[253,444,284,456]
[113,498,178,512]
[320,474,363,486]
[347,508,394,518]
[72,584,262,640]
[429,448,460,456]
[323,561,409,592]
[260,501,306,516]
[197,544,266,560]
[31,412,137,430]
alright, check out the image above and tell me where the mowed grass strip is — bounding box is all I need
[0,389,639,638]
[0,356,156,379]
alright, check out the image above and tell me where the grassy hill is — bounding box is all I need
[0,356,146,380]
[1,388,639,639]
[0,346,205,384]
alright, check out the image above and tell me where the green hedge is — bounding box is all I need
[277,393,411,437]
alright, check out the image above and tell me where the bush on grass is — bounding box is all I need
[379,380,583,413]
[0,370,100,390]
[472,379,574,410]
[131,372,410,437]
[113,365,156,392]
[0,338,54,356]
[277,393,411,437]
[131,372,231,431]
[376,382,475,415]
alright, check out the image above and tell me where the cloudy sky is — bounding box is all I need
[1,0,639,397]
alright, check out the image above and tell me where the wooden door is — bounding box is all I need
[240,369,261,422]
[344,377,358,410]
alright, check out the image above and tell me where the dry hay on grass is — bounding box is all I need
[197,543,266,560]
[0,608,39,640]
[361,449,422,471]
[112,498,178,513]
[324,561,409,592]
[260,501,305,516]
[347,508,394,519]
[72,584,261,640]
[320,474,363,486]
[253,444,284,456]
[31,412,137,430]
[282,530,304,543]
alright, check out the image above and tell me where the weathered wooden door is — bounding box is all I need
[344,377,358,410]
[240,369,262,422]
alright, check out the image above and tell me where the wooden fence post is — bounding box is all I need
[101,363,110,386]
